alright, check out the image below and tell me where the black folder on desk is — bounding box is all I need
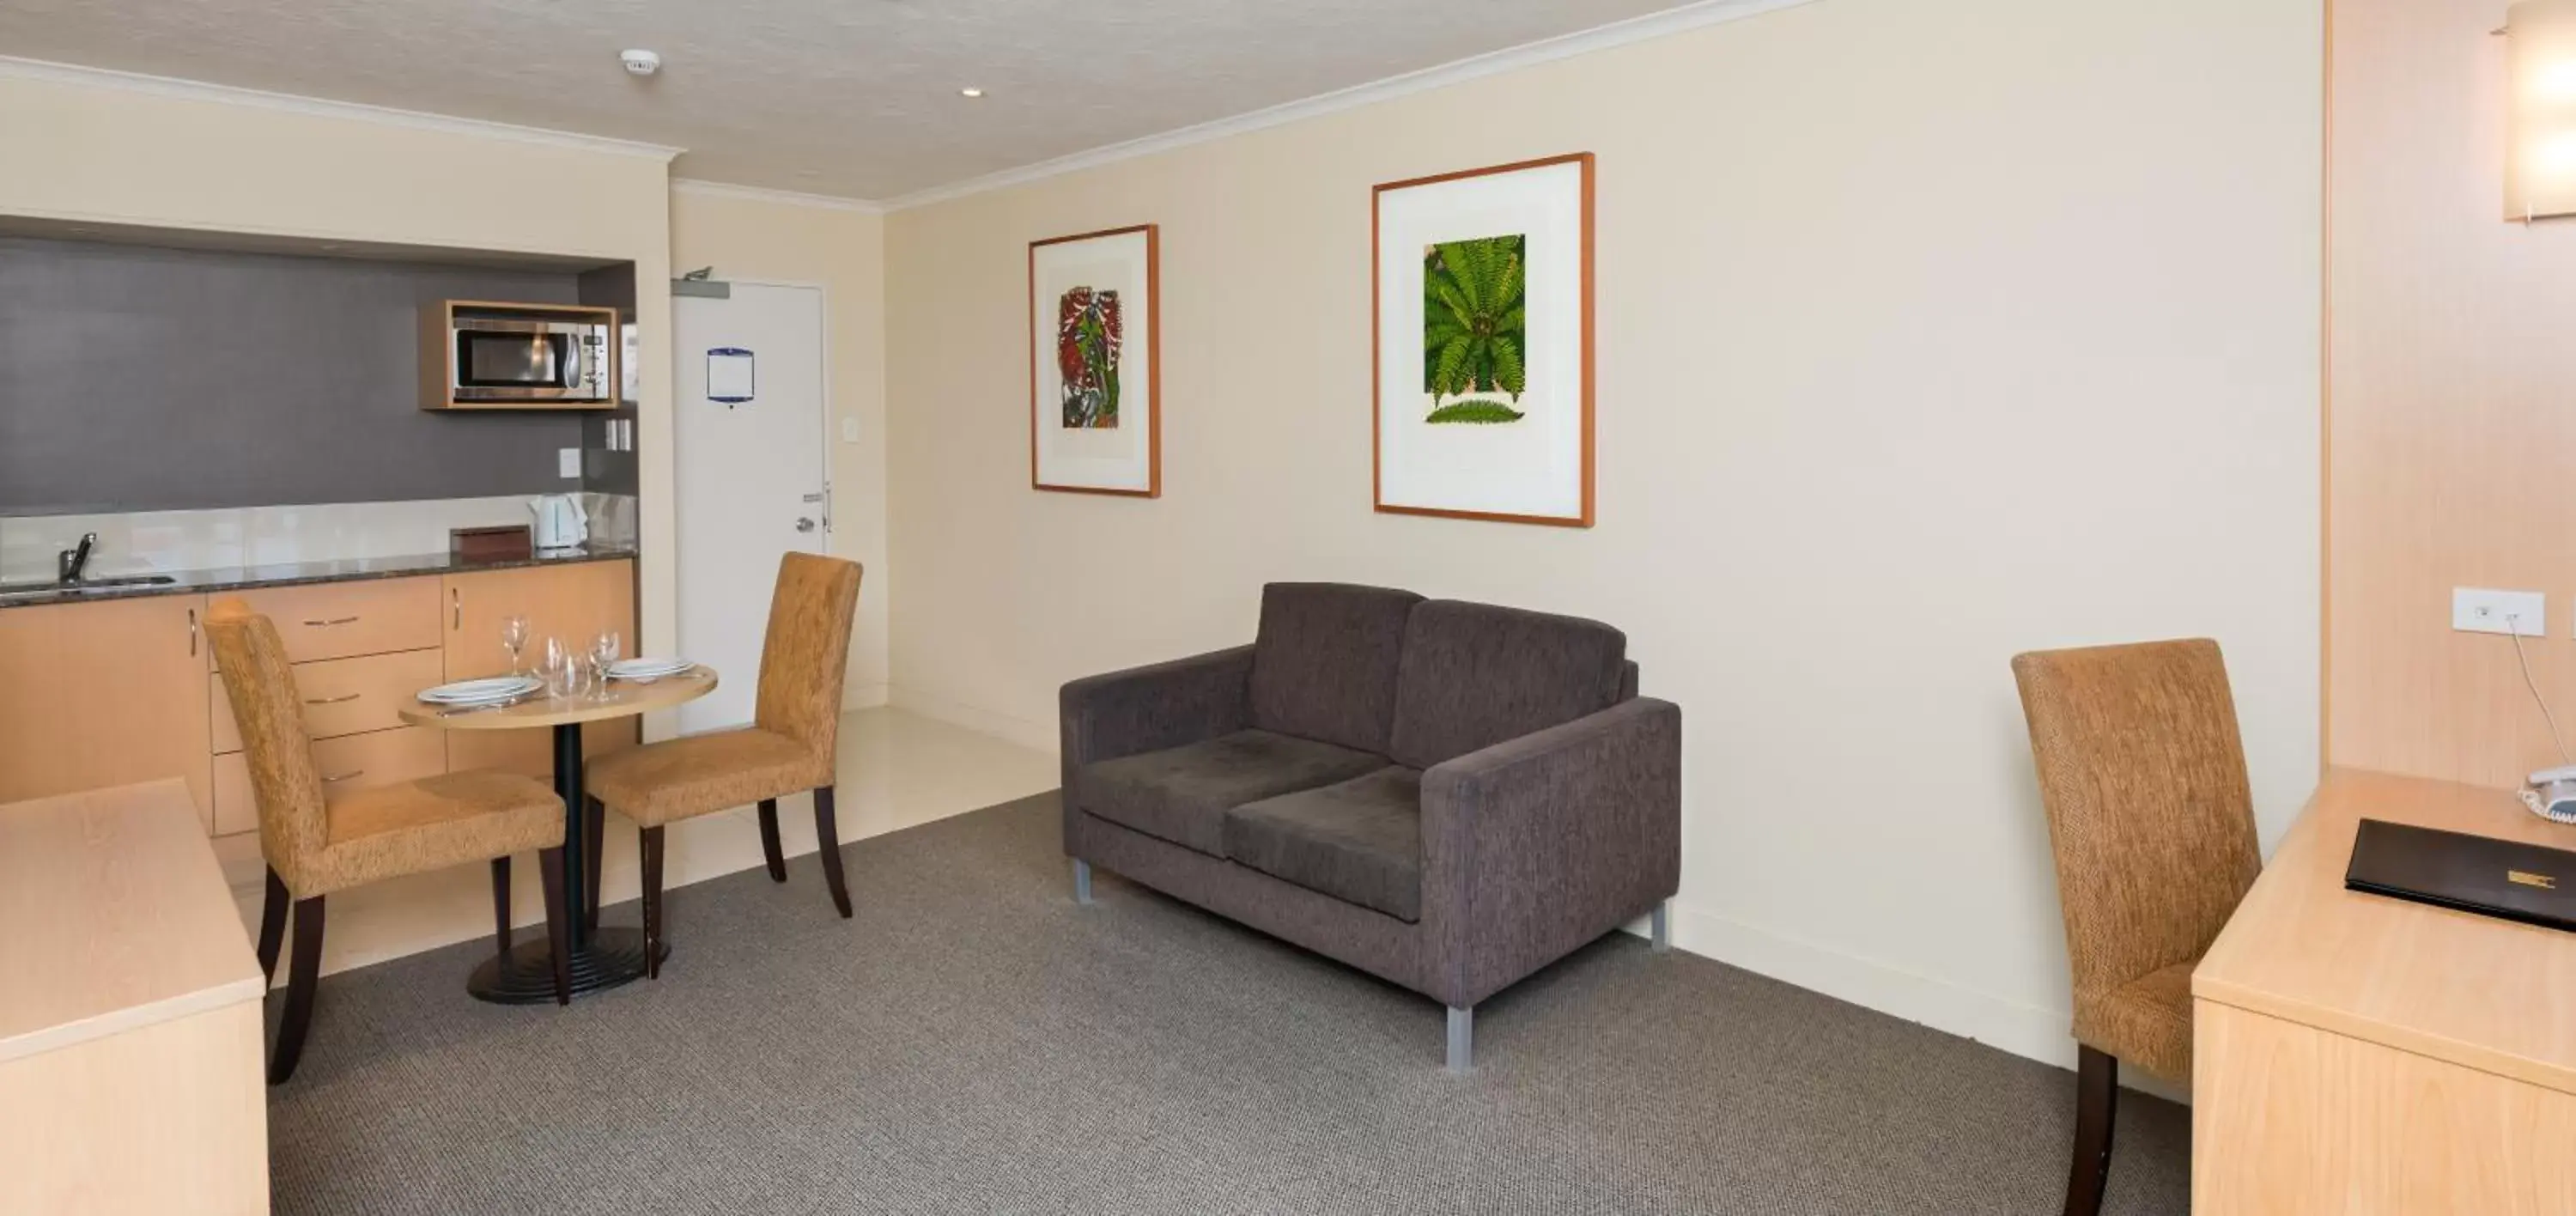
[2346,818,2576,933]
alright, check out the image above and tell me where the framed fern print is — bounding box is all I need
[1030,224,1160,496]
[1373,154,1594,526]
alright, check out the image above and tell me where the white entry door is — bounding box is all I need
[673,282,829,735]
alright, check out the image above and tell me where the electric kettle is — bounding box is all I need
[529,494,589,550]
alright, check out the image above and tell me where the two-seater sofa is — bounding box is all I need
[1058,582,1682,1070]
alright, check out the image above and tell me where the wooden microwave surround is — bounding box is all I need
[420,299,621,412]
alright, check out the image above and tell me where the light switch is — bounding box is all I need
[559,447,582,478]
[2452,587,2546,636]
[841,416,861,444]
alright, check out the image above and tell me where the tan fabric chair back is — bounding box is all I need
[2011,638,2261,1011]
[754,552,865,769]
[206,605,327,890]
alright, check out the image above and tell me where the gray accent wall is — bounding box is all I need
[0,238,598,514]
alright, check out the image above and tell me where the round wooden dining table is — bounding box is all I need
[399,668,717,1005]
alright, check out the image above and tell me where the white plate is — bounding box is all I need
[419,676,543,704]
[608,658,694,679]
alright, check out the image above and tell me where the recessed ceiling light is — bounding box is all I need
[959,87,985,98]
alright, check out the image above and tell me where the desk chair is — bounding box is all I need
[2011,639,2261,1216]
[210,605,572,1084]
[586,553,864,975]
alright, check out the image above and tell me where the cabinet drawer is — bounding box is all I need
[216,577,442,666]
[211,648,445,753]
[210,726,448,836]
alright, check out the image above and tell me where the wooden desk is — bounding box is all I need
[0,780,269,1213]
[2194,768,2576,1213]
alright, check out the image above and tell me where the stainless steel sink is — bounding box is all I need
[0,575,180,597]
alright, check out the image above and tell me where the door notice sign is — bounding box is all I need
[708,347,755,405]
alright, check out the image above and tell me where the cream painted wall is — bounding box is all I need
[0,69,682,687]
[884,0,2324,1067]
[669,186,891,708]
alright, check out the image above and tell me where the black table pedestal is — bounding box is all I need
[467,928,663,1004]
[466,720,661,1004]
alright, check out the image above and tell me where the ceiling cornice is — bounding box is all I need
[671,178,885,216]
[877,0,1820,211]
[0,55,683,162]
[0,0,1815,210]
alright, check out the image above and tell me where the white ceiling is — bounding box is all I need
[0,0,1741,203]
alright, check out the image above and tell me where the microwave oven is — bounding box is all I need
[449,312,613,403]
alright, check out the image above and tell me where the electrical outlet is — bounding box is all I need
[2453,587,2546,636]
[559,447,581,479]
[841,416,861,444]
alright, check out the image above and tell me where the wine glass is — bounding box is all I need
[500,615,530,677]
[588,629,622,699]
[541,636,583,699]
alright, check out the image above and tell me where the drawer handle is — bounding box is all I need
[305,693,362,706]
[319,769,367,784]
[302,616,361,627]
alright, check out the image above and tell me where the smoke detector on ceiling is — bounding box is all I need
[620,49,662,77]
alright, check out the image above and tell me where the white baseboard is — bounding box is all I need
[1655,902,2078,1070]
[841,680,890,712]
[886,684,1058,753]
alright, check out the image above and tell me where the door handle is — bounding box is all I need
[319,769,367,784]
[795,518,817,533]
[305,693,361,706]
[302,616,361,627]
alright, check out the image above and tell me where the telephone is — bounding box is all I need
[2524,765,2576,824]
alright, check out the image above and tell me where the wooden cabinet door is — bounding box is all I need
[0,596,214,828]
[442,561,638,778]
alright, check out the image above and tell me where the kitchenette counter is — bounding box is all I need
[0,543,635,611]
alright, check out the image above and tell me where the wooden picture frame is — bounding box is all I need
[1029,224,1162,497]
[1372,153,1594,527]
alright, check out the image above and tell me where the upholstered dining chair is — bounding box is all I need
[586,552,864,976]
[208,604,574,1084]
[2010,638,2262,1216]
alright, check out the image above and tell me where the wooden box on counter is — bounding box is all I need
[451,525,533,562]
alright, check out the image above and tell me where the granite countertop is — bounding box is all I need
[0,544,637,611]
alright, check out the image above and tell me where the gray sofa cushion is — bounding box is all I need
[1224,766,1424,922]
[1247,583,1425,754]
[1387,600,1627,770]
[1073,729,1388,857]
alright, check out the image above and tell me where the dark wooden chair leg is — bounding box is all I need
[756,798,787,882]
[269,894,326,1085]
[640,826,665,979]
[537,847,572,1006]
[489,856,512,957]
[813,785,852,919]
[254,867,289,986]
[583,796,605,926]
[2062,1044,2117,1216]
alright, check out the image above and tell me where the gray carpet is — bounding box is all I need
[267,793,2188,1215]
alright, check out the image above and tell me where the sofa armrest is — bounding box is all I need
[1058,644,1257,793]
[1418,696,1682,1009]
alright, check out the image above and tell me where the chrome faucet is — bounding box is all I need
[57,532,97,583]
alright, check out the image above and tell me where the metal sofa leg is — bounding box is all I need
[1072,858,1093,905]
[1446,1006,1473,1073]
[1651,901,1671,953]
